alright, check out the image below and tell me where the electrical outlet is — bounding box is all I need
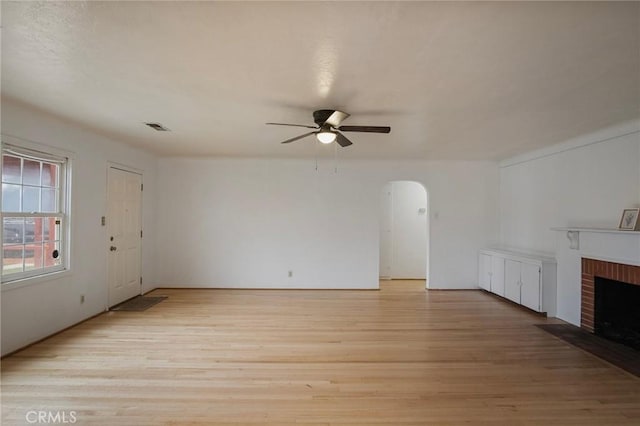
[80,295,85,304]
[288,270,293,278]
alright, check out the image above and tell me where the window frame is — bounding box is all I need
[1,141,72,285]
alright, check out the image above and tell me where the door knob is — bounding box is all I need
[110,246,117,251]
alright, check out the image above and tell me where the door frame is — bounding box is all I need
[105,162,144,309]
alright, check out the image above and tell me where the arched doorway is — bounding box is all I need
[379,181,429,288]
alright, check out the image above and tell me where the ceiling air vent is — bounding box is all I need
[144,122,170,131]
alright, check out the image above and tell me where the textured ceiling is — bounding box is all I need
[2,1,639,160]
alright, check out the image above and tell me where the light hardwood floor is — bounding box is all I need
[2,281,639,425]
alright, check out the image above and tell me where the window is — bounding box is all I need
[1,145,69,282]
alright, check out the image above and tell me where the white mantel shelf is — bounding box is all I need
[551,227,640,234]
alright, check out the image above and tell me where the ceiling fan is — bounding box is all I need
[266,109,391,147]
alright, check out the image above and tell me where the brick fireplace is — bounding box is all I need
[581,258,640,333]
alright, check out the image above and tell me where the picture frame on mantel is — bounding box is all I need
[618,208,640,231]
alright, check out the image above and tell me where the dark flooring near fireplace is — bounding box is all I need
[537,324,640,377]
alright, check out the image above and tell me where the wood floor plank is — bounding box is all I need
[2,281,639,425]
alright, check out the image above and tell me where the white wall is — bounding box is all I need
[156,158,499,290]
[499,121,640,323]
[379,181,428,279]
[500,123,640,253]
[1,99,157,355]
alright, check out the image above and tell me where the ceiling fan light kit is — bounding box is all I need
[266,109,391,148]
[317,131,336,144]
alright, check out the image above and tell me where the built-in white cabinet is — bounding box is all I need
[479,249,556,316]
[479,253,492,291]
[490,255,505,297]
[505,259,541,310]
[478,252,505,296]
[504,259,521,304]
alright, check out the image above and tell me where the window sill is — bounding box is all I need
[1,269,72,292]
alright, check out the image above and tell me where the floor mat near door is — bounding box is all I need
[536,323,639,377]
[110,296,167,312]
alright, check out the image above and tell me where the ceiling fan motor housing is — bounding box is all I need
[313,109,337,126]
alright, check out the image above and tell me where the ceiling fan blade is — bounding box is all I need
[325,110,350,127]
[335,132,353,147]
[280,131,317,144]
[266,122,318,129]
[337,125,391,133]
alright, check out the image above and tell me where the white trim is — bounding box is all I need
[1,269,72,292]
[1,134,76,161]
[0,212,65,218]
[107,161,143,176]
[3,146,67,164]
[1,137,74,285]
[551,227,640,235]
[2,265,67,283]
[500,120,640,168]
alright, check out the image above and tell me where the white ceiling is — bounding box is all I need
[2,1,639,160]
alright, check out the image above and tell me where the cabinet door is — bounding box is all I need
[504,259,521,303]
[490,256,505,297]
[479,253,492,291]
[520,262,541,312]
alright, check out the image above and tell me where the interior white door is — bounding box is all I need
[504,259,521,304]
[107,167,142,307]
[520,262,541,311]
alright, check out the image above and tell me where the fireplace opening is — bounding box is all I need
[594,277,640,351]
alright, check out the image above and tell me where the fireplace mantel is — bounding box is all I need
[553,227,640,326]
[552,227,640,235]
